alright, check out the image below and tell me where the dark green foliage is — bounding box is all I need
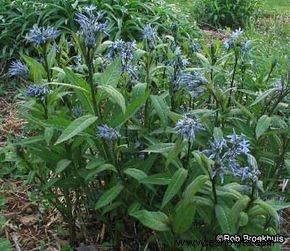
[192,0,261,28]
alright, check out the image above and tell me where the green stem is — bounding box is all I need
[228,53,239,107]
[87,48,99,117]
[186,141,192,168]
[42,45,51,82]
[211,176,218,204]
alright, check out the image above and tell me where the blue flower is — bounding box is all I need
[26,85,50,99]
[204,131,259,183]
[72,106,84,118]
[232,28,244,39]
[96,124,120,142]
[224,28,244,50]
[143,24,158,43]
[109,40,137,78]
[8,60,29,78]
[175,116,203,143]
[176,71,208,97]
[227,131,250,155]
[241,40,252,55]
[75,6,108,48]
[191,41,202,53]
[26,25,60,45]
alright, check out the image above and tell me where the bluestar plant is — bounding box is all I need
[26,25,60,46]
[97,124,120,142]
[143,24,158,47]
[109,39,138,79]
[26,85,50,99]
[8,60,29,78]
[204,131,260,183]
[71,105,84,118]
[75,6,109,48]
[174,116,203,143]
[176,71,208,97]
[224,28,244,50]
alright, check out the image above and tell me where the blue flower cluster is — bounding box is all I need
[109,39,137,78]
[175,116,203,143]
[75,6,108,48]
[72,105,84,118]
[204,131,260,183]
[143,24,158,46]
[169,46,190,91]
[26,85,50,99]
[26,25,60,45]
[175,71,208,97]
[8,60,29,78]
[97,124,120,142]
[224,28,252,55]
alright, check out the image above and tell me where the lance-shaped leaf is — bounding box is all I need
[130,210,170,232]
[256,115,271,139]
[150,95,169,128]
[215,205,235,234]
[143,143,175,154]
[55,115,97,145]
[99,58,122,87]
[161,168,188,208]
[173,201,195,234]
[98,85,126,113]
[111,91,149,127]
[95,183,124,210]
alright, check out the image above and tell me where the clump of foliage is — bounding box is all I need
[192,0,261,28]
[0,0,197,64]
[1,3,290,250]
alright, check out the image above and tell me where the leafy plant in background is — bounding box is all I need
[1,2,290,251]
[0,0,197,66]
[192,0,261,28]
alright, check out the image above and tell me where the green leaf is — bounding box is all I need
[266,200,290,211]
[95,183,124,210]
[111,91,149,127]
[63,68,93,113]
[55,115,97,145]
[143,143,175,154]
[183,175,209,203]
[124,168,148,181]
[213,127,223,141]
[98,85,126,113]
[250,89,275,107]
[254,200,279,224]
[256,115,271,139]
[44,127,54,145]
[130,210,170,232]
[22,55,45,82]
[56,159,71,174]
[238,212,248,227]
[150,95,168,128]
[162,168,188,208]
[140,173,171,185]
[85,164,117,181]
[215,205,235,234]
[99,58,122,87]
[173,201,195,234]
[0,238,12,251]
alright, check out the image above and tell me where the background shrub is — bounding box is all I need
[192,0,261,28]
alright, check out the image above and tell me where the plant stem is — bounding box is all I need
[186,141,192,168]
[87,48,98,117]
[228,53,239,107]
[211,175,218,204]
[42,45,51,82]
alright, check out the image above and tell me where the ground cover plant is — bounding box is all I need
[1,0,290,250]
